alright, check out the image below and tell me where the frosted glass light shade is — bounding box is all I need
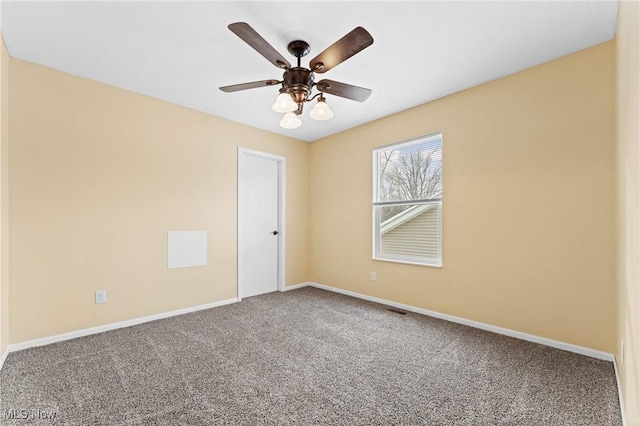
[280,112,302,129]
[309,99,334,120]
[272,93,297,113]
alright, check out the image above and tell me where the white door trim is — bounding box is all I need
[237,147,286,301]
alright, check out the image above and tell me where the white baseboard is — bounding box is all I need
[0,347,8,371]
[2,281,617,369]
[280,282,312,292]
[613,356,627,426]
[307,282,614,362]
[8,297,239,353]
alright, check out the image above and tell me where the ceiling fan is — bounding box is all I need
[219,22,374,129]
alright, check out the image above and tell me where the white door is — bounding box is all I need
[238,149,283,299]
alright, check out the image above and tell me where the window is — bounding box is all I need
[373,133,442,267]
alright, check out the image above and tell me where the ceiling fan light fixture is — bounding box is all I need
[309,96,334,121]
[221,23,374,131]
[272,92,297,113]
[280,112,302,129]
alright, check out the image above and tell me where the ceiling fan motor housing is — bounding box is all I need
[283,68,315,104]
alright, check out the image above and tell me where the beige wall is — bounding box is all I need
[310,41,616,353]
[0,35,9,356]
[616,1,640,424]
[8,59,309,343]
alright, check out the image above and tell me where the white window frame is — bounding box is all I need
[372,132,443,268]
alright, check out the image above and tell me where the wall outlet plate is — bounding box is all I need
[95,290,107,304]
[370,271,376,281]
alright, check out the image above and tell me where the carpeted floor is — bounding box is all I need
[0,287,622,425]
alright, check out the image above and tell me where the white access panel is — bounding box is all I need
[168,231,207,269]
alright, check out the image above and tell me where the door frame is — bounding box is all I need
[237,147,286,301]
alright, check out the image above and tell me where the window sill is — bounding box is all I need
[373,257,442,269]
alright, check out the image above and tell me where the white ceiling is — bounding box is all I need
[1,1,618,142]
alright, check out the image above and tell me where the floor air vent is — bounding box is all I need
[386,308,407,315]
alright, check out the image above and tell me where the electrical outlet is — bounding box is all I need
[313,265,318,272]
[95,290,107,304]
[370,271,376,281]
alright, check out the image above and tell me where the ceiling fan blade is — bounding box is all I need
[316,79,372,102]
[219,79,281,93]
[228,22,291,69]
[309,27,373,73]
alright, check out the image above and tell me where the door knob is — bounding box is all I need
[272,231,279,235]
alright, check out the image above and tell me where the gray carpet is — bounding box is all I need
[0,287,622,425]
